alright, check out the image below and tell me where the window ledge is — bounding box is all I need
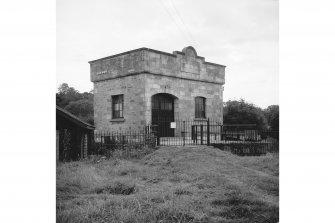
[110,118,125,122]
[194,118,207,121]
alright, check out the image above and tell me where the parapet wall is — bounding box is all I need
[89,46,225,85]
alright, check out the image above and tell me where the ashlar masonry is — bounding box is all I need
[89,46,225,135]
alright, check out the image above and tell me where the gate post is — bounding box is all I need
[207,118,210,145]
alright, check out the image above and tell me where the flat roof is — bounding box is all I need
[88,47,226,67]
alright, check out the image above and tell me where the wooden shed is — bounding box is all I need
[56,106,95,161]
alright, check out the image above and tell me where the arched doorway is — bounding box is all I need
[152,93,175,137]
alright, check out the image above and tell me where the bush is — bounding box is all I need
[93,133,157,159]
[223,99,268,131]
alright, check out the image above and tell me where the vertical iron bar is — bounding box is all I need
[100,135,103,155]
[200,125,203,145]
[183,121,186,146]
[157,124,160,146]
[207,118,210,145]
[195,125,198,144]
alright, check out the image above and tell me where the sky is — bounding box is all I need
[57,0,278,108]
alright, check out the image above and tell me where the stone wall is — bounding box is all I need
[94,72,223,132]
[93,75,147,132]
[90,47,225,85]
[90,49,145,83]
[143,73,223,122]
[90,46,225,133]
[143,47,225,84]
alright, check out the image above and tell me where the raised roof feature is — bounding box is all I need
[89,47,225,85]
[182,46,197,57]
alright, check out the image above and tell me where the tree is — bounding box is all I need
[223,99,268,131]
[264,105,279,130]
[56,83,94,125]
[65,99,94,125]
[56,83,82,108]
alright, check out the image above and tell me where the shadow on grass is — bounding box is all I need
[94,182,135,195]
[211,193,279,222]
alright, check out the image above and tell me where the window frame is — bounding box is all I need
[112,94,124,119]
[195,96,206,119]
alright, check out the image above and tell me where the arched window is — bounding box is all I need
[195,97,206,118]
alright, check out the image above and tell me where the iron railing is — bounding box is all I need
[148,118,279,154]
[92,119,279,156]
[93,128,156,157]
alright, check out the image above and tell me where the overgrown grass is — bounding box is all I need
[57,146,279,223]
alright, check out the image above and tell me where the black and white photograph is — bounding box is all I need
[3,0,335,223]
[56,0,279,222]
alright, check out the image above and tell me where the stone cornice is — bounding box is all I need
[88,47,177,64]
[93,71,224,85]
[88,47,226,68]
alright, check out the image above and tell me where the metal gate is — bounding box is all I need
[148,119,279,154]
[149,119,257,146]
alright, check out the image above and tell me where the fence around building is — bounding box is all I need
[92,119,279,156]
[92,126,156,157]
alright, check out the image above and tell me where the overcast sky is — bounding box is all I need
[57,0,278,108]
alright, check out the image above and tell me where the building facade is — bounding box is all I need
[89,46,225,135]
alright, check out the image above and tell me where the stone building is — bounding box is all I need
[89,46,225,135]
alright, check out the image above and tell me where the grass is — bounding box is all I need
[57,146,279,223]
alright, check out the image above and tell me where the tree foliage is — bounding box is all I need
[223,99,268,131]
[264,105,279,130]
[56,83,94,125]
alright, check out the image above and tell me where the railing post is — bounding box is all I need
[153,124,160,146]
[191,125,196,143]
[100,135,103,155]
[195,125,198,144]
[207,118,210,145]
[220,126,223,141]
[157,131,160,146]
[183,120,185,146]
[200,125,203,145]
